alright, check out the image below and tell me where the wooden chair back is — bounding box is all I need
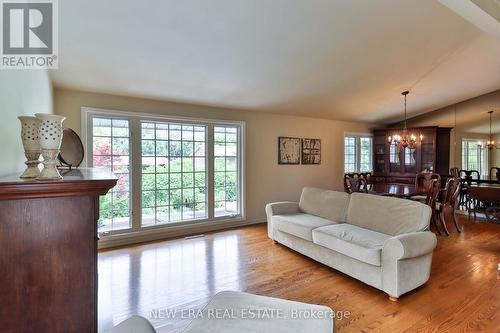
[450,167,459,177]
[469,170,480,183]
[344,173,368,194]
[443,177,461,206]
[424,178,441,208]
[459,169,480,185]
[415,172,441,192]
[489,167,500,180]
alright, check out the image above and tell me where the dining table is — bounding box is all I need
[370,183,426,199]
[466,183,500,223]
[476,177,500,185]
[460,171,500,185]
[466,183,500,203]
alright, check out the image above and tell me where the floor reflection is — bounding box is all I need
[98,232,241,332]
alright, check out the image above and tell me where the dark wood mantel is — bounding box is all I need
[0,168,117,200]
[0,168,117,333]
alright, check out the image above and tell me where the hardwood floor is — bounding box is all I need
[98,216,500,332]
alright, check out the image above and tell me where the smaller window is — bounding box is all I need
[462,139,488,177]
[344,135,373,173]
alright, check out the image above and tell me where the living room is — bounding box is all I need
[1,1,499,332]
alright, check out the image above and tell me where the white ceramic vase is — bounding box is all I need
[35,113,66,179]
[18,116,42,178]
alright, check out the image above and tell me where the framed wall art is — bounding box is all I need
[301,138,321,164]
[278,137,301,164]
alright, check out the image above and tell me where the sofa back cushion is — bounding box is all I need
[346,192,431,236]
[299,187,349,222]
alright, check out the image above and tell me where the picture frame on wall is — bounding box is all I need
[301,138,321,164]
[278,137,301,164]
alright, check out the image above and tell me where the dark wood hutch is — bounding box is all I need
[0,168,116,332]
[372,126,451,184]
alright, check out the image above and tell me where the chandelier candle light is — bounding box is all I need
[477,111,499,150]
[387,91,423,150]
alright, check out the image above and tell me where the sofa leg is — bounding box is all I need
[388,295,398,302]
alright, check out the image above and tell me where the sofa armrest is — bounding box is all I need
[265,202,299,240]
[265,202,300,218]
[383,231,437,260]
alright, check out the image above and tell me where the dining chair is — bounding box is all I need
[450,167,459,177]
[489,167,500,181]
[458,170,476,209]
[470,170,480,184]
[435,177,462,236]
[344,173,368,194]
[412,172,440,201]
[415,172,441,192]
[424,179,442,235]
[360,172,373,190]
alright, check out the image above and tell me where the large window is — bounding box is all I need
[84,109,244,234]
[462,139,488,177]
[344,135,373,173]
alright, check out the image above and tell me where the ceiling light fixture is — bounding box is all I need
[477,111,499,150]
[387,91,422,150]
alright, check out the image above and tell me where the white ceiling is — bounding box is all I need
[50,0,500,124]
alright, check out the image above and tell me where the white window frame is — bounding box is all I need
[81,107,246,238]
[462,138,488,178]
[344,133,373,173]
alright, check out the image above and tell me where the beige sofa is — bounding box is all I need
[266,187,437,300]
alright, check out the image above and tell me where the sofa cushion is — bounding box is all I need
[272,213,335,241]
[312,224,391,266]
[346,192,431,236]
[299,187,350,222]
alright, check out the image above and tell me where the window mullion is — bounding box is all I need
[356,137,360,172]
[131,117,142,231]
[207,124,215,220]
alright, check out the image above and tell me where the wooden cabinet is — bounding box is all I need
[372,127,451,184]
[0,168,116,333]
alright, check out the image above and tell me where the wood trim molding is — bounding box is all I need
[0,168,117,200]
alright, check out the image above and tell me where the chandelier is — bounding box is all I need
[477,111,499,150]
[387,91,422,150]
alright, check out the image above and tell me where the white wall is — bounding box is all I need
[0,71,53,177]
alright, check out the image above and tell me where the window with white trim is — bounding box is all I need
[462,139,488,177]
[344,135,373,173]
[84,109,244,234]
[141,121,208,226]
[92,117,131,232]
[214,125,241,217]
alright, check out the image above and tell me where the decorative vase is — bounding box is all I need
[35,113,66,180]
[18,116,42,178]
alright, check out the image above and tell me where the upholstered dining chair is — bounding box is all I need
[435,177,462,236]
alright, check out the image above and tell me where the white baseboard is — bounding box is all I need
[98,218,266,250]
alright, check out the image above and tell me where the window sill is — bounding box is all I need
[97,216,264,250]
